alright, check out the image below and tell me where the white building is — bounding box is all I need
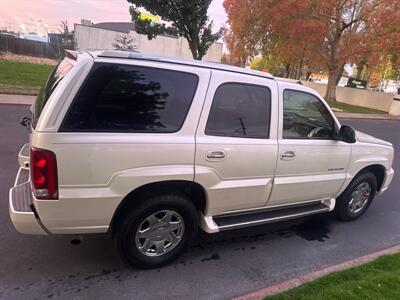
[74,22,223,62]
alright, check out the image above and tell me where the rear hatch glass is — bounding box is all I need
[32,58,73,128]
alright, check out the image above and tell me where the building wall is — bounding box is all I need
[303,81,394,112]
[74,24,223,62]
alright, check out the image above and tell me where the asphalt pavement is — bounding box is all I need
[0,104,399,300]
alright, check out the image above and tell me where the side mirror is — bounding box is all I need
[337,125,356,143]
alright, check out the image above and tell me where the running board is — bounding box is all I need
[212,202,331,231]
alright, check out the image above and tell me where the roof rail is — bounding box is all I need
[275,77,303,85]
[96,50,274,79]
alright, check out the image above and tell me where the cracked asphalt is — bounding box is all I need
[0,104,399,300]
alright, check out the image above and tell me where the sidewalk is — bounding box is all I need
[0,94,35,105]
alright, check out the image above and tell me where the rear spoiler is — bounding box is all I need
[65,49,78,60]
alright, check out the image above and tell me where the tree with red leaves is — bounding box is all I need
[224,0,400,101]
[223,0,260,67]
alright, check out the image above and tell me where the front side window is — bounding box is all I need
[283,90,335,139]
[61,63,198,132]
[205,83,271,139]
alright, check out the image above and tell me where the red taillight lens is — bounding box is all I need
[30,147,58,199]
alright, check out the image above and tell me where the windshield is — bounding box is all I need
[32,58,73,128]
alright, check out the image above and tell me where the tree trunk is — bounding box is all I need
[325,66,341,102]
[240,55,247,67]
[296,47,306,80]
[285,63,291,78]
[187,39,201,60]
[296,58,304,80]
[356,61,365,79]
[289,63,296,79]
[335,63,345,85]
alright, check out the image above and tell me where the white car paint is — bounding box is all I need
[9,51,395,235]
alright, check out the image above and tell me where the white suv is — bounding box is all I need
[10,50,394,268]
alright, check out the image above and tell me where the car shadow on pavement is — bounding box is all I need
[1,211,337,299]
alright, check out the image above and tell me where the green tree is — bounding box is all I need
[112,34,137,50]
[127,0,221,60]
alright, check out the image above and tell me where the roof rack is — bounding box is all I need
[96,50,274,79]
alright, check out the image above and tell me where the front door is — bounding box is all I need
[268,86,351,206]
[194,70,279,216]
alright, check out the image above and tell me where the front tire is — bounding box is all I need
[334,171,377,221]
[114,194,198,269]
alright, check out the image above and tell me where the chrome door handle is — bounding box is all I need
[281,151,296,160]
[206,151,226,159]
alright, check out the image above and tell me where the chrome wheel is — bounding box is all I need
[135,210,185,257]
[348,182,371,214]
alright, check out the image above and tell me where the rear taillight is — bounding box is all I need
[30,147,58,199]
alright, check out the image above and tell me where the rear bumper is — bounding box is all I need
[9,168,47,235]
[379,168,394,194]
[18,143,30,169]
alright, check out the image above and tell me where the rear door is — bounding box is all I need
[194,70,279,216]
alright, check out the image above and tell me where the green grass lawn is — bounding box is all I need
[0,60,54,95]
[327,100,387,114]
[266,253,400,300]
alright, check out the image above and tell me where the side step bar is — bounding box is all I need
[213,202,331,231]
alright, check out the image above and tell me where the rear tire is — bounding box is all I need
[334,171,377,221]
[114,193,198,269]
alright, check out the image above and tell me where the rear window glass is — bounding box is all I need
[60,63,199,133]
[205,83,271,138]
[32,58,73,128]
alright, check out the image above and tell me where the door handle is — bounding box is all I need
[281,151,296,160]
[206,150,226,160]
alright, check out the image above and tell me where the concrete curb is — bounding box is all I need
[233,244,400,300]
[0,94,35,105]
[335,112,400,121]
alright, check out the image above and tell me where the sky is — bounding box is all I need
[0,0,227,35]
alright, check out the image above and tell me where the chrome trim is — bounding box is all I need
[281,151,296,159]
[206,151,225,159]
[217,206,330,231]
[134,210,185,257]
[215,199,328,218]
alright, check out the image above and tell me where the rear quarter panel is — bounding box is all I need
[32,61,210,234]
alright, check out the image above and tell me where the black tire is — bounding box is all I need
[114,193,198,269]
[334,171,377,221]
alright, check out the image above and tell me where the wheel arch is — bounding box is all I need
[355,164,386,191]
[109,180,207,234]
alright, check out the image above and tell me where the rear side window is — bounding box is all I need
[33,58,73,128]
[205,83,271,138]
[61,63,198,133]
